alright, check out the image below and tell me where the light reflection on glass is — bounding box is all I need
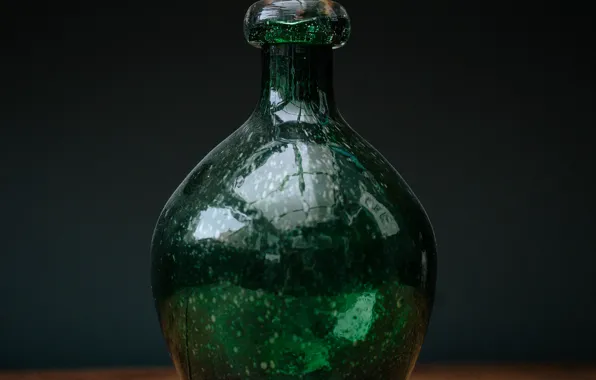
[234,141,338,230]
[192,208,246,241]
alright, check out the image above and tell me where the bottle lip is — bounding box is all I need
[244,0,351,49]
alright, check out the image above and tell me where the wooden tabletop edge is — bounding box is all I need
[1,365,595,379]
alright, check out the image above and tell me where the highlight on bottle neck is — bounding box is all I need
[256,44,338,120]
[244,0,351,49]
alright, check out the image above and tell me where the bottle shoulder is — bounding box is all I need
[154,119,434,249]
[165,119,427,219]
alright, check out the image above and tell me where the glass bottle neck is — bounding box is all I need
[255,45,338,123]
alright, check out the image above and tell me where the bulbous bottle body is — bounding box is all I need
[151,3,436,379]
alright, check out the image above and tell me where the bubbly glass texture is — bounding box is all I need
[151,2,436,379]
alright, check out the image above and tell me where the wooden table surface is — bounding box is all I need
[1,366,595,380]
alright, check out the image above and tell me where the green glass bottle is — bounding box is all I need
[151,1,437,379]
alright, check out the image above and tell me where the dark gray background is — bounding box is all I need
[2,0,594,370]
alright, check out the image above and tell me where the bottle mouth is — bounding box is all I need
[244,0,351,49]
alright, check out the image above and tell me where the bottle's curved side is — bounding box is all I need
[150,112,436,378]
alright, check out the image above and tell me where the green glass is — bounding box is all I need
[151,1,437,379]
